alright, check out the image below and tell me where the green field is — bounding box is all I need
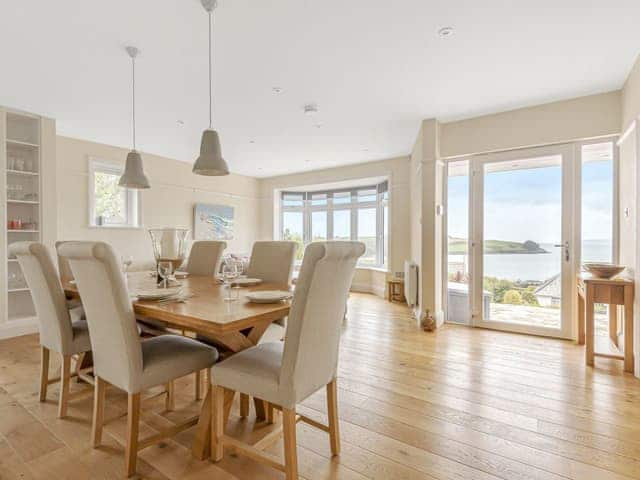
[448,238,548,255]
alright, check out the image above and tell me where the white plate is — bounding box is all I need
[232,278,262,286]
[136,287,182,300]
[246,290,292,304]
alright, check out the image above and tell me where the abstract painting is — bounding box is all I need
[194,203,234,240]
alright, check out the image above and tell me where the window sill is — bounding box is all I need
[356,265,389,273]
[88,224,144,230]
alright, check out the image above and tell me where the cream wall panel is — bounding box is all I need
[622,55,640,131]
[56,136,260,265]
[440,91,621,158]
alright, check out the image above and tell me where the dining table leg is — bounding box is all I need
[192,387,236,460]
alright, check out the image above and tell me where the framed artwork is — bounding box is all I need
[194,203,234,240]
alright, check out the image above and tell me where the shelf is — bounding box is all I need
[8,287,30,293]
[6,169,38,176]
[7,199,39,205]
[6,139,39,148]
[7,258,17,262]
[7,229,39,233]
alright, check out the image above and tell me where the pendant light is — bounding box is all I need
[193,0,229,176]
[119,46,150,189]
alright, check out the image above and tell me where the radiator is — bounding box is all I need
[404,261,418,306]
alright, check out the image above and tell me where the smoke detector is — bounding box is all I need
[304,104,318,116]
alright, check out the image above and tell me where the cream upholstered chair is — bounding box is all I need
[210,241,364,479]
[185,240,226,276]
[55,240,85,322]
[9,242,93,419]
[58,241,219,477]
[246,241,298,284]
[235,241,298,416]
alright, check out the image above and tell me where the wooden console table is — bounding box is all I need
[576,273,634,373]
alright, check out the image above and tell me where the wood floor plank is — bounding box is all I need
[1,292,639,479]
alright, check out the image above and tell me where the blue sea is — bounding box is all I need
[449,239,611,282]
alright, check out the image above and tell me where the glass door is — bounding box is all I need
[471,145,575,338]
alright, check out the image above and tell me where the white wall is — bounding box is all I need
[619,54,640,376]
[258,156,411,297]
[440,91,621,158]
[56,136,260,265]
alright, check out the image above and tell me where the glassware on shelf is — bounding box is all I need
[14,159,24,171]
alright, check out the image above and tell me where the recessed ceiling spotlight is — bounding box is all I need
[363,148,369,152]
[305,159,311,163]
[272,86,284,94]
[438,26,454,38]
[177,120,185,127]
[249,139,255,144]
[304,104,318,116]
[314,123,323,129]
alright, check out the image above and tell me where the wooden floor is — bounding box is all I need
[1,293,640,480]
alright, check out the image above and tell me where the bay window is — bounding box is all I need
[280,180,389,267]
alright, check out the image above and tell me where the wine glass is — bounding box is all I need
[222,262,238,301]
[158,261,173,289]
[122,255,133,277]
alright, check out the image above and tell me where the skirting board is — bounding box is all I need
[0,316,38,340]
[351,282,386,299]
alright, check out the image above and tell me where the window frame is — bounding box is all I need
[88,158,142,229]
[279,180,389,268]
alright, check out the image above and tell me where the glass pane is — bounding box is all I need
[357,188,377,203]
[582,142,614,338]
[310,193,327,206]
[447,160,470,324]
[582,142,613,263]
[383,204,389,267]
[311,211,327,241]
[94,171,127,225]
[357,208,377,264]
[282,211,304,260]
[333,191,351,205]
[282,192,304,207]
[483,155,562,330]
[333,210,351,240]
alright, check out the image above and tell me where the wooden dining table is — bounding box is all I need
[64,271,291,460]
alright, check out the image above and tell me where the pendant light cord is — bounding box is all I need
[132,54,137,150]
[208,10,213,129]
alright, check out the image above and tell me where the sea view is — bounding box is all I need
[449,239,611,282]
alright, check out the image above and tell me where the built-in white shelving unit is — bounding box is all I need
[1,107,55,336]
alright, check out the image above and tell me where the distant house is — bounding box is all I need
[535,274,561,307]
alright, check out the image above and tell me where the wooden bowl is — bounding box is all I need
[583,263,625,279]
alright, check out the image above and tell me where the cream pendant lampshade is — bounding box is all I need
[193,0,229,176]
[119,46,151,189]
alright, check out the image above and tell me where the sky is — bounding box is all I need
[447,152,613,246]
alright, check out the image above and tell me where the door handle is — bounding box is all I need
[554,242,570,262]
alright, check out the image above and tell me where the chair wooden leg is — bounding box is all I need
[39,347,50,402]
[195,370,202,401]
[57,355,71,418]
[240,393,250,418]
[265,402,275,424]
[282,408,298,480]
[92,377,106,447]
[165,381,175,411]
[126,393,141,478]
[211,385,225,462]
[327,379,341,456]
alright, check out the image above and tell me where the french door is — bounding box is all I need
[469,145,576,338]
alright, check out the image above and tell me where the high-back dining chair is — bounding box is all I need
[55,240,85,322]
[58,241,219,477]
[9,242,93,419]
[210,241,365,479]
[185,240,226,276]
[246,241,298,284]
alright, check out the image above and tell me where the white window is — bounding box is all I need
[280,180,389,268]
[88,159,142,228]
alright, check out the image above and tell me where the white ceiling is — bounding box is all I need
[1,1,639,178]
